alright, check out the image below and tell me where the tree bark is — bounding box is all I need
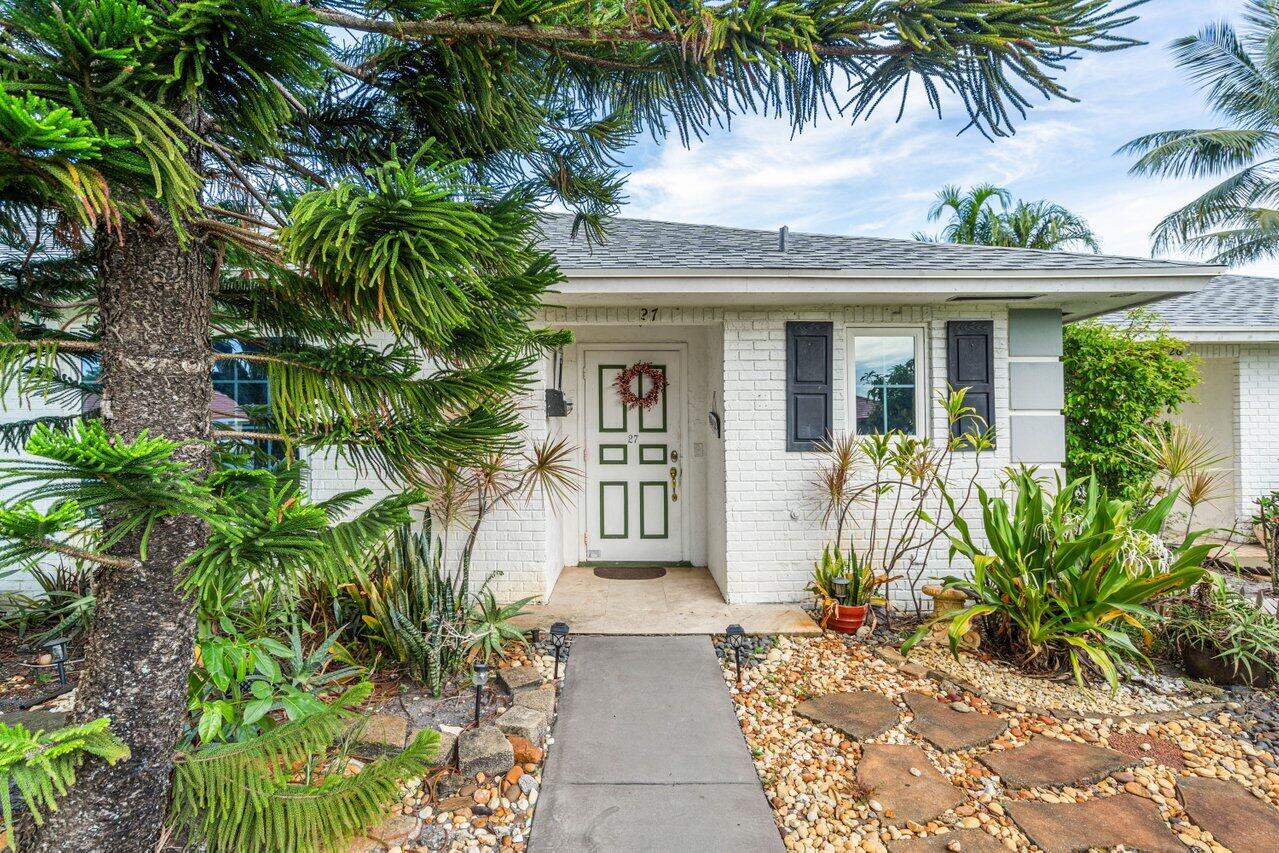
[22,209,213,851]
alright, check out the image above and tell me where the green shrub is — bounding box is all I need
[171,682,437,853]
[340,522,470,695]
[905,468,1211,688]
[0,717,129,845]
[1063,311,1199,497]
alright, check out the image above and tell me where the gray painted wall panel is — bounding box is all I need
[1009,309,1063,357]
[1010,361,1065,410]
[1009,414,1066,464]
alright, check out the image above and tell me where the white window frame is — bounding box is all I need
[846,326,929,438]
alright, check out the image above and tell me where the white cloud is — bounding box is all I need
[617,0,1279,277]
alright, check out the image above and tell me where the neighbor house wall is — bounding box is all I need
[1235,345,1279,531]
[1175,350,1240,535]
[1181,343,1279,535]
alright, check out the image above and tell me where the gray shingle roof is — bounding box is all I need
[536,213,1206,273]
[1133,274,1279,328]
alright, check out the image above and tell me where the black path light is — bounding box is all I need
[831,576,850,606]
[725,624,748,684]
[472,662,489,726]
[43,636,70,684]
[549,622,570,680]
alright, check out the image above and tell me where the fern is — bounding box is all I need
[170,682,439,853]
[0,718,129,847]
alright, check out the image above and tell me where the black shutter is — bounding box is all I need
[947,320,995,444]
[785,321,833,451]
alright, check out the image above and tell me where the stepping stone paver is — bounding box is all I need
[796,691,900,741]
[1005,794,1183,853]
[496,705,548,744]
[357,712,408,750]
[888,828,1008,853]
[1179,776,1279,853]
[458,724,514,778]
[979,736,1135,789]
[856,744,965,828]
[904,692,1009,751]
[514,683,557,715]
[498,665,545,694]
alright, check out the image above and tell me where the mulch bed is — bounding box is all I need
[1106,732,1187,770]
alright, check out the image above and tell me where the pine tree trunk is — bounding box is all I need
[23,209,212,850]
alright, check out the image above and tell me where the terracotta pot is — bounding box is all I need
[825,602,869,634]
[1181,641,1273,688]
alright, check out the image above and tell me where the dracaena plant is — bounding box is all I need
[904,467,1212,689]
[812,387,994,617]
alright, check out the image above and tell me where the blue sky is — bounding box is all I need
[616,1,1279,276]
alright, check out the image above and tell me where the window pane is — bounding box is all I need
[854,335,917,434]
[886,386,916,434]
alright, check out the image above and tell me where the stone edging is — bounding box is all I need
[874,646,1227,724]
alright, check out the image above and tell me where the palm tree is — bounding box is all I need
[918,185,1101,251]
[995,200,1101,251]
[1122,1,1279,265]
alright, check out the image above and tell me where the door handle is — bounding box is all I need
[669,466,679,502]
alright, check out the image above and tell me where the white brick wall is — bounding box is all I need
[1235,345,1279,529]
[0,303,1023,613]
[718,305,1012,607]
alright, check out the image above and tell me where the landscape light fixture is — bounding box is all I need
[549,622,570,680]
[725,624,747,684]
[43,637,69,684]
[472,662,489,726]
[831,576,850,607]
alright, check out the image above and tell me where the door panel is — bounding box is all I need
[583,348,684,563]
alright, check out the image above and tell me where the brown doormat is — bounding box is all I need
[593,566,667,580]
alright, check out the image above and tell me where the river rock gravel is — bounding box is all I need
[720,634,1279,853]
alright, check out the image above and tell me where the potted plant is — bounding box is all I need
[1163,573,1279,688]
[808,544,892,634]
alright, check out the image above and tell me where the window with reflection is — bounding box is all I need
[850,331,925,435]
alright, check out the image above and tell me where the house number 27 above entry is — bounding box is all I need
[638,307,660,322]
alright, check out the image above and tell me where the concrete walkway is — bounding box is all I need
[530,636,784,853]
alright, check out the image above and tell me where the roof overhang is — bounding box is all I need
[550,265,1225,321]
[1167,327,1279,344]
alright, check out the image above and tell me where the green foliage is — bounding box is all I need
[184,464,422,617]
[1062,312,1200,496]
[187,625,362,746]
[1255,490,1279,593]
[1162,572,1279,682]
[904,468,1211,689]
[811,388,993,614]
[468,589,534,663]
[916,184,1100,251]
[1122,0,1279,264]
[0,558,94,643]
[341,523,469,695]
[0,717,129,845]
[807,543,888,607]
[171,682,438,853]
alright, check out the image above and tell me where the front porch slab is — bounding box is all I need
[512,565,819,635]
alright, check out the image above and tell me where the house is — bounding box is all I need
[1104,274,1279,537]
[300,215,1220,607]
[0,216,1225,606]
